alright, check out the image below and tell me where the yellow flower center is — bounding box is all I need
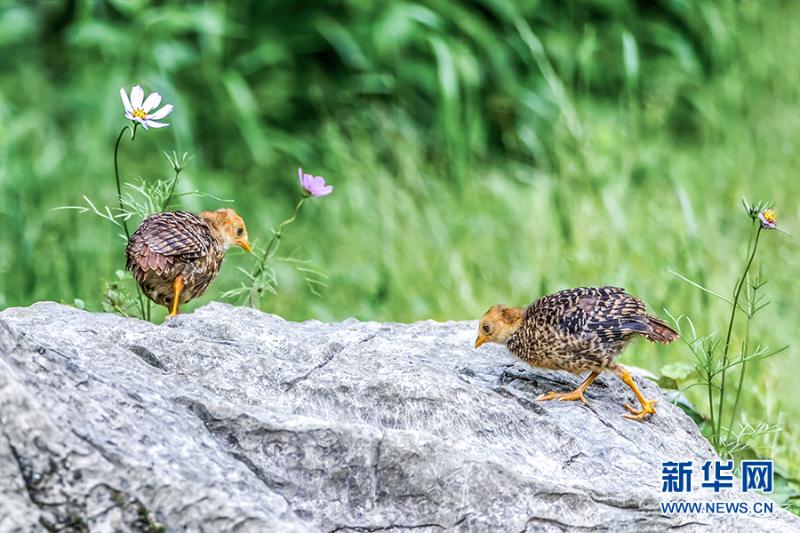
[132,108,147,120]
[763,209,776,224]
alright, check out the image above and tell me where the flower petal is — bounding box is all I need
[131,85,144,108]
[142,92,162,112]
[758,212,776,229]
[120,88,133,113]
[311,176,327,190]
[148,104,173,120]
[316,185,333,196]
[145,120,169,129]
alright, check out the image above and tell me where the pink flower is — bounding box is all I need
[298,167,333,197]
[120,85,173,129]
[758,208,777,230]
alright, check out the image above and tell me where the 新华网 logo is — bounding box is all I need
[660,460,775,515]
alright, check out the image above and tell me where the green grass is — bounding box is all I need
[0,0,798,506]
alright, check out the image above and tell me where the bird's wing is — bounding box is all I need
[577,287,650,343]
[140,211,212,259]
[537,287,650,343]
[125,212,213,279]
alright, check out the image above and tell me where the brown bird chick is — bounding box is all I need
[125,209,252,318]
[474,286,677,421]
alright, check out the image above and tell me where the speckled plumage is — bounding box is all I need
[125,211,224,308]
[506,286,675,373]
[476,286,676,419]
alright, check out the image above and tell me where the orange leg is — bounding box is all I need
[167,275,184,318]
[614,365,657,421]
[537,371,600,405]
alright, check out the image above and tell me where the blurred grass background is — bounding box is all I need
[0,0,798,494]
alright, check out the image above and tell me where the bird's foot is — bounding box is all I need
[165,311,178,320]
[537,389,588,405]
[623,398,657,421]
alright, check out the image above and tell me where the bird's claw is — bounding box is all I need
[622,399,657,421]
[537,390,588,405]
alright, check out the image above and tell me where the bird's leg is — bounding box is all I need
[613,365,657,421]
[167,275,184,318]
[536,371,599,405]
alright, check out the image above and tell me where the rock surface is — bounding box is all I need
[0,302,797,533]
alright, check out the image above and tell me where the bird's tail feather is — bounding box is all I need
[645,316,679,344]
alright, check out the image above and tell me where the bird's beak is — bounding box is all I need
[237,238,252,253]
[475,333,489,349]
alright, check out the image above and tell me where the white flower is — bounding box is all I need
[120,85,173,129]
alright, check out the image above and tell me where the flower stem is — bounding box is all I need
[246,197,307,307]
[113,125,132,240]
[162,167,182,212]
[113,122,146,320]
[728,299,753,440]
[715,222,762,445]
[705,361,716,444]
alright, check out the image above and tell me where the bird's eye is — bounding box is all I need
[482,324,491,334]
[236,227,244,237]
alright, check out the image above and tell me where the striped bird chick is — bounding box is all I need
[125,209,252,319]
[475,286,678,421]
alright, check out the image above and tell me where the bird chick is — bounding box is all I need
[126,208,252,319]
[475,286,678,421]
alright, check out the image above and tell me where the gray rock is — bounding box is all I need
[0,302,797,533]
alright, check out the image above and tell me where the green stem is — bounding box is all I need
[706,366,716,443]
[715,223,762,444]
[113,123,146,320]
[246,197,307,307]
[728,308,752,439]
[113,125,133,239]
[728,264,761,440]
[162,168,182,212]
